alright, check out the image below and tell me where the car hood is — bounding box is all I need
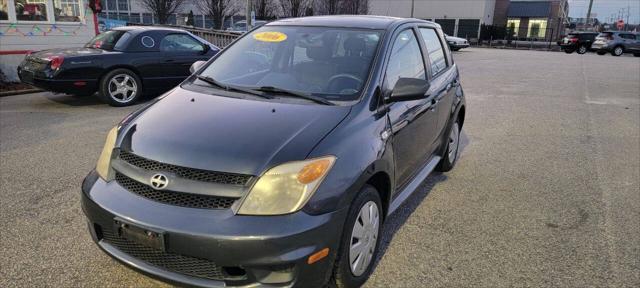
[119,87,351,176]
[446,36,467,43]
[30,47,110,58]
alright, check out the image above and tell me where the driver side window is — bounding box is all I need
[160,34,203,52]
[385,29,426,90]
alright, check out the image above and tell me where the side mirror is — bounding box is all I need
[201,43,211,54]
[388,78,430,102]
[190,60,207,74]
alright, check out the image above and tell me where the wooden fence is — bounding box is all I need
[127,23,242,48]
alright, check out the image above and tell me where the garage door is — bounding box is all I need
[457,19,480,39]
[434,19,456,36]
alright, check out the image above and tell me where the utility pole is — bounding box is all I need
[410,0,415,18]
[246,0,252,30]
[585,0,594,24]
[625,4,630,31]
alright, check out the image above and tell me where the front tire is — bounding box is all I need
[577,45,588,54]
[99,69,142,107]
[612,46,624,56]
[331,185,382,288]
[436,121,461,172]
[564,49,574,54]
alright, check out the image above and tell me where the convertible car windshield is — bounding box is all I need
[199,26,382,101]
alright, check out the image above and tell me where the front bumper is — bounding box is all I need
[449,42,470,49]
[81,171,347,287]
[17,66,97,94]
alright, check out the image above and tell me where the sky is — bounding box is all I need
[568,0,640,24]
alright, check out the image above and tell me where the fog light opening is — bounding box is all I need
[223,266,246,278]
[307,248,330,265]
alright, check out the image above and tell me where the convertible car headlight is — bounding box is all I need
[96,126,118,180]
[238,156,336,215]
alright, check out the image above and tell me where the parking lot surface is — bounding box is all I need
[1,48,639,287]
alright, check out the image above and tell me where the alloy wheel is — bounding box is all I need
[578,46,587,54]
[614,47,623,56]
[448,122,460,163]
[349,201,379,277]
[108,74,138,103]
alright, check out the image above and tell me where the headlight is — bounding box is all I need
[96,126,118,180]
[237,156,336,215]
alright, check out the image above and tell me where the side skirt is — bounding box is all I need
[387,156,441,216]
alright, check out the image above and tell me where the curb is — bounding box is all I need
[0,88,43,97]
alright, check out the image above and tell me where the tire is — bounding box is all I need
[634,53,640,57]
[564,49,574,54]
[436,121,461,172]
[331,185,382,288]
[597,51,606,55]
[98,68,142,107]
[577,45,588,54]
[451,48,460,51]
[611,46,624,56]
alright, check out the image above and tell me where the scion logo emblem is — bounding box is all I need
[150,173,169,190]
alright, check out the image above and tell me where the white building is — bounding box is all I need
[1,0,98,81]
[369,0,497,38]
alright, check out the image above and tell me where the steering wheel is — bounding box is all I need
[327,74,363,94]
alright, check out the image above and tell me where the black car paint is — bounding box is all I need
[82,16,466,287]
[558,32,598,52]
[17,27,218,96]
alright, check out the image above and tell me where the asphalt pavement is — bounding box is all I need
[1,48,639,287]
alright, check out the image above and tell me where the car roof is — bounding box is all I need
[266,15,434,30]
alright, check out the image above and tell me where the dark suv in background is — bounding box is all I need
[592,31,640,56]
[82,16,465,287]
[558,32,598,54]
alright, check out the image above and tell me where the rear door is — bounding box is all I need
[384,27,439,190]
[418,27,458,143]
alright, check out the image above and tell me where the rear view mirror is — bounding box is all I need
[190,60,207,74]
[388,78,430,102]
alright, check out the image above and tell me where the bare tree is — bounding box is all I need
[280,0,311,17]
[198,0,239,29]
[317,0,342,15]
[252,0,277,19]
[140,0,186,24]
[341,0,369,15]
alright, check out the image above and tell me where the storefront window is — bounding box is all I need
[15,0,48,21]
[105,0,116,11]
[506,19,520,37]
[54,0,81,22]
[1,0,9,20]
[527,19,547,39]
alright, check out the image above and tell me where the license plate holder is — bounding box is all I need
[21,70,34,84]
[114,217,166,251]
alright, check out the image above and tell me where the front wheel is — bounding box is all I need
[99,69,142,107]
[634,53,640,57]
[577,45,588,54]
[564,49,574,54]
[612,46,624,56]
[436,121,461,172]
[331,185,382,288]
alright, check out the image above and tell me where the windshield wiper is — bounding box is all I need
[254,86,334,105]
[196,75,273,99]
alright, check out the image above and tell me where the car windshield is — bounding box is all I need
[198,26,382,102]
[85,30,127,50]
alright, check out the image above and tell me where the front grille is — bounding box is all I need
[119,151,252,186]
[101,228,226,280]
[116,172,236,209]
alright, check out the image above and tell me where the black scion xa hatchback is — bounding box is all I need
[82,16,466,287]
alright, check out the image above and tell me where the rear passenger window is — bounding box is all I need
[385,30,426,89]
[419,28,448,76]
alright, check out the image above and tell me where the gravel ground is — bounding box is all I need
[1,48,639,287]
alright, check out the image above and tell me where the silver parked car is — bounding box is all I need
[591,31,640,57]
[444,34,469,51]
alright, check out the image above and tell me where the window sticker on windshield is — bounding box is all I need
[253,32,287,43]
[141,36,155,48]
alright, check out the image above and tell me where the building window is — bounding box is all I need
[142,13,152,24]
[117,0,128,12]
[457,19,480,39]
[117,12,128,22]
[129,12,140,23]
[1,0,9,20]
[54,0,82,22]
[527,19,547,39]
[507,19,520,37]
[15,0,49,21]
[105,0,116,11]
[435,19,455,36]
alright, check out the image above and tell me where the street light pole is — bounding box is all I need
[246,0,252,30]
[411,0,415,18]
[585,0,594,25]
